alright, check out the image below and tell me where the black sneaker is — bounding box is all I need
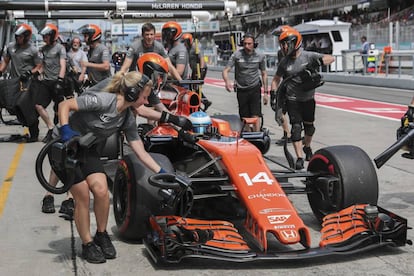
[41,195,55,213]
[93,231,117,259]
[82,241,106,264]
[42,129,53,143]
[303,146,313,161]
[295,158,304,170]
[59,198,74,218]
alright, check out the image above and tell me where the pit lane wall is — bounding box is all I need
[209,66,414,90]
[320,72,414,90]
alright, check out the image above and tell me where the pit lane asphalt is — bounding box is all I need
[0,72,413,276]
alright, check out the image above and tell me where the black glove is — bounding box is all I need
[55,77,65,95]
[309,57,324,69]
[20,70,32,81]
[160,111,193,130]
[270,90,277,111]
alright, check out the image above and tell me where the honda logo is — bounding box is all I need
[281,230,297,240]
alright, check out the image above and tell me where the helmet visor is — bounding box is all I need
[39,26,53,36]
[15,25,29,36]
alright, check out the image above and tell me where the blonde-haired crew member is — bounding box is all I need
[57,71,165,263]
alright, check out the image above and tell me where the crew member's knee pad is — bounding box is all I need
[291,123,302,142]
[304,123,315,136]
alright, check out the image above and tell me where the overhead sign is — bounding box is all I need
[111,21,220,35]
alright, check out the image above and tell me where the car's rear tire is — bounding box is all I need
[307,145,378,222]
[112,152,174,240]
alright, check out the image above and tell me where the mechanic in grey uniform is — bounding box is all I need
[37,23,67,143]
[222,32,269,132]
[271,27,334,170]
[161,21,189,80]
[0,23,42,142]
[81,24,111,86]
[57,71,167,263]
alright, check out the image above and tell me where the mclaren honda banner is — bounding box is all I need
[111,21,220,36]
[1,1,237,11]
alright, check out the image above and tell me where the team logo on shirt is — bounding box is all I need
[99,114,111,123]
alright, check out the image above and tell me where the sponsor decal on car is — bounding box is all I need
[248,190,286,201]
[259,208,289,214]
[267,214,290,224]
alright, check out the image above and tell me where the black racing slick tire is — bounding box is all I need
[306,145,379,222]
[112,152,174,240]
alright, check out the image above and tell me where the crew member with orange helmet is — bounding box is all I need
[37,23,67,143]
[161,21,189,80]
[270,27,334,170]
[0,23,42,142]
[81,24,111,85]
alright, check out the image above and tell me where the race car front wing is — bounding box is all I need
[143,205,411,264]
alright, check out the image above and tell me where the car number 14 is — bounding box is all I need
[239,172,274,186]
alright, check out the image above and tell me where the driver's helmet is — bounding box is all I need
[278,27,302,57]
[137,53,169,92]
[39,23,59,45]
[15,23,32,44]
[161,21,182,49]
[189,111,211,135]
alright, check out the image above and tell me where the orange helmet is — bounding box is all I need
[272,25,294,37]
[279,28,303,57]
[81,24,102,45]
[162,21,182,48]
[15,23,32,44]
[181,33,193,49]
[137,53,169,92]
[39,23,59,44]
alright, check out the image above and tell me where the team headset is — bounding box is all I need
[124,74,150,102]
[240,33,258,48]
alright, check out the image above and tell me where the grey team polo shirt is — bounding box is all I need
[225,49,266,90]
[4,42,42,78]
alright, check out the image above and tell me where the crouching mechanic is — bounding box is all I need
[57,71,169,264]
[271,27,334,170]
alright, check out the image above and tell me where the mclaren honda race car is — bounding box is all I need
[110,82,410,263]
[36,79,411,264]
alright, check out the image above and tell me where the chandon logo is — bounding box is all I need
[248,191,286,201]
